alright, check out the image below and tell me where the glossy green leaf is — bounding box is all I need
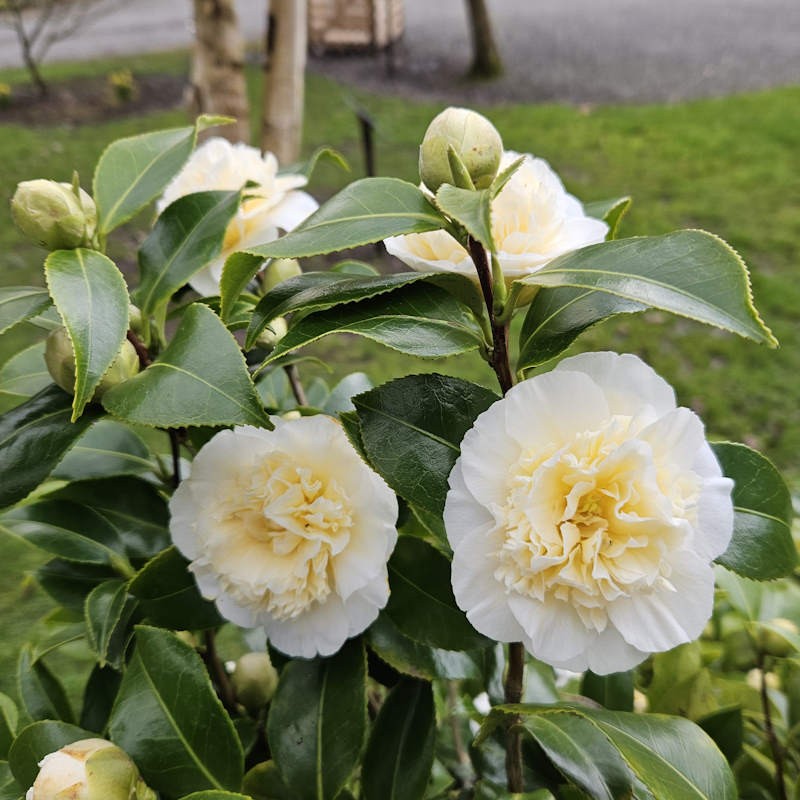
[52,420,154,481]
[712,442,796,580]
[385,537,489,651]
[435,185,493,251]
[520,712,633,800]
[697,706,743,763]
[0,286,51,336]
[0,385,98,510]
[330,259,379,276]
[0,695,18,760]
[220,252,264,322]
[267,640,366,800]
[93,116,224,234]
[48,476,170,561]
[367,613,482,681]
[353,374,497,515]
[261,283,484,365]
[136,190,241,312]
[0,342,49,414]
[516,231,776,374]
[44,248,130,420]
[580,671,634,712]
[0,761,22,800]
[29,623,85,663]
[584,197,632,239]
[246,270,484,350]
[237,177,446,260]
[109,625,243,795]
[362,679,435,800]
[279,145,349,180]
[17,647,74,723]
[84,579,137,668]
[128,546,223,630]
[103,303,270,428]
[8,720,94,790]
[36,559,118,612]
[80,665,122,734]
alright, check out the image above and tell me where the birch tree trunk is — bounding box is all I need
[261,0,306,163]
[190,0,251,144]
[465,0,503,79]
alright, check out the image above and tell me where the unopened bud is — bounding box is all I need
[25,738,155,800]
[418,107,503,192]
[262,259,302,294]
[128,304,144,337]
[231,651,279,713]
[255,317,288,350]
[45,327,139,398]
[11,179,96,250]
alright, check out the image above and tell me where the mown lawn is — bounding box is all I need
[0,51,797,702]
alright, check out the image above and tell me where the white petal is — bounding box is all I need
[188,256,226,297]
[384,233,473,275]
[263,594,351,658]
[638,407,707,470]
[695,473,734,561]
[555,351,677,417]
[343,574,388,636]
[333,519,397,600]
[608,551,714,653]
[214,590,258,628]
[554,627,647,675]
[444,457,495,549]
[451,528,526,642]
[267,190,318,232]
[168,481,200,559]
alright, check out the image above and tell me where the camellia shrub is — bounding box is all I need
[0,108,798,800]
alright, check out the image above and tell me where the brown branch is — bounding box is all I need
[202,630,239,716]
[284,363,307,406]
[757,652,788,800]
[126,329,152,369]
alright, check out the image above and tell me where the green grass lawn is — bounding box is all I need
[1,51,798,704]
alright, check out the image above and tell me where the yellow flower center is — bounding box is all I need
[493,416,699,632]
[213,456,353,620]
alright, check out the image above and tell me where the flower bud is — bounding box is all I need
[45,327,140,398]
[11,179,97,250]
[231,651,279,713]
[418,107,503,192]
[262,258,302,294]
[25,738,155,800]
[255,316,288,350]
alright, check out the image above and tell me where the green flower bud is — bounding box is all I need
[231,651,279,713]
[262,258,302,294]
[418,107,503,192]
[25,738,155,800]
[11,179,97,250]
[128,304,144,337]
[255,316,288,350]
[45,326,140,398]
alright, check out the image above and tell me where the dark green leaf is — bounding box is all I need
[580,671,634,712]
[516,232,776,372]
[713,442,796,580]
[93,116,224,234]
[697,706,743,763]
[17,647,74,723]
[367,613,482,681]
[128,547,223,630]
[584,197,632,239]
[0,286,51,336]
[519,712,633,800]
[279,146,349,180]
[238,178,446,259]
[0,695,18,760]
[220,252,264,322]
[267,640,366,800]
[362,679,435,800]
[0,761,22,800]
[435,185,493,251]
[385,537,489,651]
[35,559,118,612]
[330,259,380,276]
[44,248,130,420]
[136,190,241,312]
[84,579,137,668]
[261,283,484,365]
[8,720,94,789]
[246,270,483,350]
[353,374,497,515]
[52,420,154,481]
[80,665,122,734]
[0,342,50,414]
[109,625,243,795]
[0,385,98,510]
[103,303,270,428]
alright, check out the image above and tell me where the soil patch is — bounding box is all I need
[0,72,186,126]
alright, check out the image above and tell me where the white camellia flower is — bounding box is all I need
[169,415,398,658]
[385,151,608,282]
[444,352,734,675]
[158,137,318,296]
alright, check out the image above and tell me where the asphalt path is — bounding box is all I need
[0,0,798,103]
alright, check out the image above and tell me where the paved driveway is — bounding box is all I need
[0,0,798,102]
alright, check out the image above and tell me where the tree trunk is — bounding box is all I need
[465,0,503,79]
[261,0,306,164]
[190,0,250,144]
